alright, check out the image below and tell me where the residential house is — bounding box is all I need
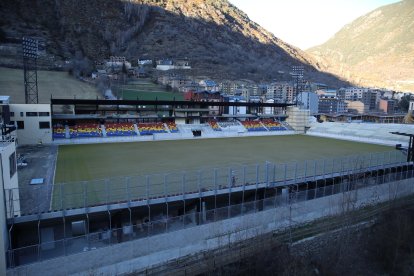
[199,80,219,92]
[318,96,347,114]
[379,98,396,114]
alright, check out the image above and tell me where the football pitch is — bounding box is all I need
[52,135,400,210]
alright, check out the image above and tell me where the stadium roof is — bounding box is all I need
[50,98,295,108]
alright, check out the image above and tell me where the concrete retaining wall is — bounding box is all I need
[53,131,297,145]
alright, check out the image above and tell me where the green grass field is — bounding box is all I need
[116,79,184,101]
[0,67,100,103]
[52,135,403,210]
[121,90,184,101]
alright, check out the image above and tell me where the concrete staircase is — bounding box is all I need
[101,125,107,137]
[134,124,140,136]
[65,125,70,139]
[164,123,171,133]
[259,121,269,131]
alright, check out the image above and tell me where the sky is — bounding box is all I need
[230,0,401,50]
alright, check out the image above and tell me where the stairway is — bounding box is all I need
[164,123,171,133]
[65,125,70,139]
[282,122,294,131]
[134,124,140,136]
[259,121,269,131]
[101,125,107,137]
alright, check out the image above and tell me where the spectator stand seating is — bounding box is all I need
[138,122,167,135]
[166,122,179,133]
[261,119,286,131]
[52,124,66,139]
[208,120,222,131]
[105,122,137,136]
[70,123,102,138]
[241,121,267,132]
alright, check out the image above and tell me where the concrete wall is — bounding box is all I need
[286,107,310,133]
[53,130,297,145]
[0,142,20,217]
[0,145,8,276]
[8,177,414,276]
[9,104,52,145]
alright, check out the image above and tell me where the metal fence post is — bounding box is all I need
[198,170,202,224]
[241,166,246,215]
[182,172,186,228]
[214,168,218,221]
[60,184,64,211]
[254,164,259,211]
[105,179,110,205]
[294,162,298,184]
[228,168,232,219]
[304,160,307,181]
[146,176,150,202]
[83,181,87,208]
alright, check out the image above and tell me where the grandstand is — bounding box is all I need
[166,121,179,133]
[52,124,65,139]
[307,122,414,146]
[241,120,267,132]
[137,122,168,135]
[105,122,137,137]
[208,120,221,131]
[68,123,102,138]
[261,119,287,131]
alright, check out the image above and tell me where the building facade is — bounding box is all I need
[298,92,319,114]
[379,98,396,114]
[346,100,368,114]
[318,96,347,114]
[9,104,52,145]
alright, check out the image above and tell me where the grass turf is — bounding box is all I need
[121,90,184,101]
[0,67,100,103]
[52,135,399,210]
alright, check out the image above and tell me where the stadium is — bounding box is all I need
[1,97,414,275]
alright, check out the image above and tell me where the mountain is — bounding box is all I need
[0,0,346,86]
[308,0,414,92]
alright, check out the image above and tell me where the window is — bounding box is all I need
[26,112,38,117]
[9,121,14,126]
[38,112,50,117]
[9,152,16,178]
[20,112,24,117]
[39,121,50,129]
[10,112,14,117]
[16,121,24,129]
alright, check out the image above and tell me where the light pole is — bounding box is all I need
[22,37,39,104]
[291,66,304,107]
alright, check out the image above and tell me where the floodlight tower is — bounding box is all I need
[291,65,304,107]
[22,37,39,104]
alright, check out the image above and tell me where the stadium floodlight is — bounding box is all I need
[22,37,39,104]
[291,66,304,107]
[22,37,39,58]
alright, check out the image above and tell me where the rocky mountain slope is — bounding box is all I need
[308,0,414,92]
[0,0,346,86]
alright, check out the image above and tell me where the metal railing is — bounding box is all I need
[8,150,407,216]
[7,165,414,269]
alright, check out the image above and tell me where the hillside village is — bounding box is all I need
[88,55,413,123]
